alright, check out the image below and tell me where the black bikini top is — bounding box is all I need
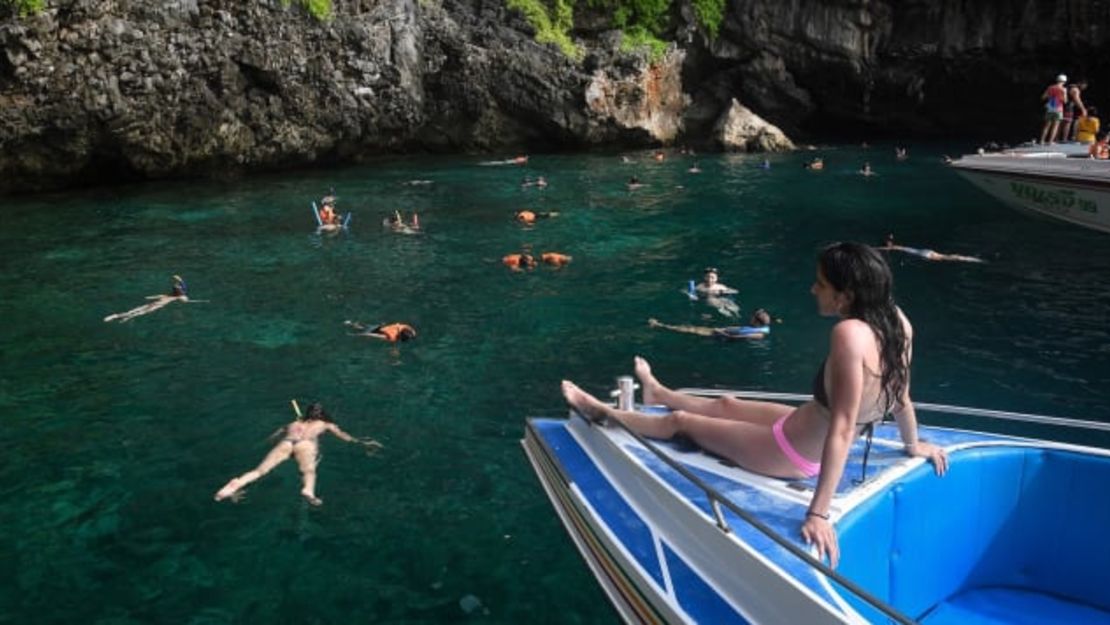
[812,359,830,408]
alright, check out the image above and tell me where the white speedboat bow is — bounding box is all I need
[951,146,1110,234]
[522,388,1110,624]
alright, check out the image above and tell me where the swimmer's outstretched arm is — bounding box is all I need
[327,423,383,452]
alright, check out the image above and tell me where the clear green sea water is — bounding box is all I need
[2,146,1109,624]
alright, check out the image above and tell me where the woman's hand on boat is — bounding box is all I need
[907,441,949,476]
[801,516,839,569]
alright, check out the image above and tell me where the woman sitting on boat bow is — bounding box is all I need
[562,242,949,568]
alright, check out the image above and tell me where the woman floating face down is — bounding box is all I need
[103,275,194,323]
[561,242,948,568]
[214,402,382,506]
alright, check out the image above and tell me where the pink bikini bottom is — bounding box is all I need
[772,414,821,478]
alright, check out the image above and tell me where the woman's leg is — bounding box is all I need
[214,442,293,501]
[634,357,792,426]
[562,381,802,478]
[673,411,802,478]
[563,381,681,438]
[292,442,322,506]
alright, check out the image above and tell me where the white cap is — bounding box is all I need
[1057,74,1068,83]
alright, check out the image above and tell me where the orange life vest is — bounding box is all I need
[541,252,571,266]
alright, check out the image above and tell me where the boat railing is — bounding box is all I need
[677,388,1110,433]
[580,407,917,624]
[586,389,1110,625]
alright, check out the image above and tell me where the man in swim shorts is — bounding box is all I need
[1041,74,1068,144]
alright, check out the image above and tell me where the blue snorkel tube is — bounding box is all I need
[311,201,323,227]
[686,279,698,301]
[343,212,352,229]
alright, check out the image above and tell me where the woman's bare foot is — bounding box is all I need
[214,478,242,502]
[301,490,323,506]
[561,380,611,423]
[634,356,662,405]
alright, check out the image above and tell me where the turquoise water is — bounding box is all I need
[2,146,1109,623]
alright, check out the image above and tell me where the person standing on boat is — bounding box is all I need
[1040,74,1068,144]
[215,402,381,506]
[561,242,949,568]
[1060,79,1088,142]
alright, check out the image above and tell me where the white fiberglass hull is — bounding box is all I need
[951,154,1110,234]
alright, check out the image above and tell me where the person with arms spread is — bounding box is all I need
[215,402,381,506]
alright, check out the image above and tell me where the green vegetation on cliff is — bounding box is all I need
[284,0,332,21]
[506,0,724,60]
[507,0,581,58]
[2,0,44,17]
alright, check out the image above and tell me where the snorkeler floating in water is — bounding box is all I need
[103,275,201,323]
[627,176,645,191]
[215,401,382,506]
[649,309,775,340]
[882,234,985,263]
[502,253,537,271]
[382,210,420,234]
[344,320,417,343]
[515,209,559,224]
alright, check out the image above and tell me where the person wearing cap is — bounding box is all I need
[1040,74,1068,144]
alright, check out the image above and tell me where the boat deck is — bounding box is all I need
[525,411,1031,624]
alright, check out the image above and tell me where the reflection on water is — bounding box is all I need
[2,146,1109,623]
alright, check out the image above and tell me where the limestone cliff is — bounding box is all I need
[1,0,1106,192]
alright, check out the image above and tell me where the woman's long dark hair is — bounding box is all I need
[819,242,908,413]
[304,402,332,422]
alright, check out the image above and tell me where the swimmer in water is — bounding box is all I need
[521,176,548,189]
[695,267,738,296]
[214,401,382,506]
[688,162,702,174]
[541,252,572,267]
[895,147,909,161]
[345,320,417,343]
[649,309,775,340]
[502,253,537,271]
[515,209,559,224]
[104,275,197,323]
[512,155,529,165]
[627,176,645,191]
[383,211,420,233]
[882,234,985,263]
[805,157,824,171]
[859,162,875,177]
[760,159,771,170]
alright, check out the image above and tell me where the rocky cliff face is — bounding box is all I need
[2,0,1107,192]
[693,0,1110,139]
